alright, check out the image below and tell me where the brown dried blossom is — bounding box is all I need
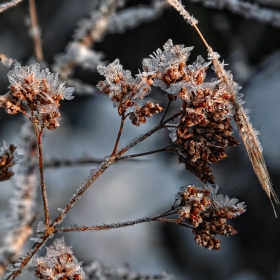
[129,102,163,126]
[142,40,240,183]
[176,86,240,183]
[97,59,163,125]
[34,237,84,280]
[0,62,74,130]
[97,40,240,181]
[173,185,245,250]
[0,141,22,181]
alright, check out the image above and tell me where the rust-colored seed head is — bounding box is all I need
[174,185,246,250]
[176,88,240,183]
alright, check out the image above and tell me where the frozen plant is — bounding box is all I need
[0,0,278,279]
[34,237,84,280]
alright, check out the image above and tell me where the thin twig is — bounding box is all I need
[7,110,184,279]
[54,209,179,233]
[43,156,147,168]
[28,0,43,62]
[118,143,174,161]
[160,99,172,124]
[0,0,24,13]
[111,113,125,156]
[51,109,184,228]
[34,125,50,228]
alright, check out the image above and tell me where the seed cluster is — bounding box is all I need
[174,185,245,250]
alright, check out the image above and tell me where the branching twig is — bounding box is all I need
[28,0,43,62]
[33,124,50,228]
[7,110,184,280]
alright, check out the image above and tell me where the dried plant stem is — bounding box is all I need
[0,0,24,13]
[160,99,172,123]
[43,156,145,168]
[28,0,43,62]
[34,125,50,227]
[52,110,183,227]
[7,110,184,279]
[7,239,47,280]
[167,0,279,216]
[54,210,179,233]
[111,114,125,156]
[118,144,174,161]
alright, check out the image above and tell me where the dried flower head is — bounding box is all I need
[0,141,22,181]
[143,39,240,183]
[34,237,84,280]
[0,62,74,130]
[173,185,246,250]
[97,59,163,125]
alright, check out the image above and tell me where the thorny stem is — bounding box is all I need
[28,0,43,62]
[111,113,125,156]
[34,124,50,228]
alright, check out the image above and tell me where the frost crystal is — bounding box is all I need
[0,62,74,130]
[34,237,84,280]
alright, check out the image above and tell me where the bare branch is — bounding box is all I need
[0,0,24,13]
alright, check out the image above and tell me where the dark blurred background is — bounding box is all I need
[0,0,280,279]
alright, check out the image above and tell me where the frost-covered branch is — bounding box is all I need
[0,0,24,13]
[28,0,43,62]
[53,0,168,94]
[192,0,280,27]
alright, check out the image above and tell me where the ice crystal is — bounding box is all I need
[34,237,84,280]
[0,62,74,129]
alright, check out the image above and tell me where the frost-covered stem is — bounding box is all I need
[0,0,24,13]
[52,110,183,227]
[157,218,184,224]
[55,217,155,233]
[111,113,125,156]
[7,238,47,280]
[160,99,172,124]
[54,210,179,233]
[81,0,125,47]
[28,0,43,62]
[34,125,50,227]
[43,156,141,168]
[118,144,174,161]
